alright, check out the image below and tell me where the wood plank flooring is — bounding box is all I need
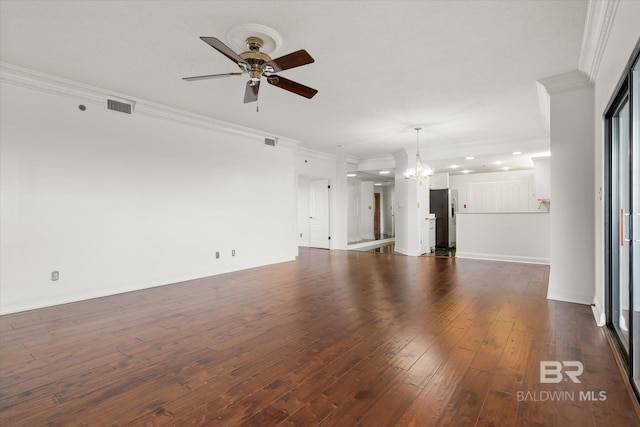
[1,248,638,426]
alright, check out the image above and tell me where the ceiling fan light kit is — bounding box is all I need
[183,25,317,107]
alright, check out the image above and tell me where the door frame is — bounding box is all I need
[374,192,381,238]
[296,174,332,250]
[604,37,640,399]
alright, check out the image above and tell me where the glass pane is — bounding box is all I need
[632,60,640,388]
[612,97,630,353]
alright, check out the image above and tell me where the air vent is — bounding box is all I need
[106,97,134,115]
[264,137,277,147]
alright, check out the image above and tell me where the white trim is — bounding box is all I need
[394,247,423,257]
[292,144,337,162]
[592,301,606,327]
[536,81,551,132]
[579,0,619,82]
[537,70,593,96]
[547,290,595,306]
[455,252,550,265]
[0,62,301,148]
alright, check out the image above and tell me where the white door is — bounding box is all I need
[309,179,330,249]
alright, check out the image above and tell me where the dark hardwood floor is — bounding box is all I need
[1,248,638,426]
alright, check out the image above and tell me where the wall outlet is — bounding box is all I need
[300,233,302,238]
[51,271,59,281]
[215,251,220,259]
[232,249,236,256]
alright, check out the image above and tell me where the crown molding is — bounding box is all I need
[0,62,301,148]
[537,70,592,96]
[579,0,619,82]
[292,144,337,162]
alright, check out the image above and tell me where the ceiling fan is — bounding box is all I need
[183,36,317,104]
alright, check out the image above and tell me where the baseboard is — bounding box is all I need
[591,303,606,326]
[394,246,408,256]
[0,257,296,315]
[546,289,594,305]
[393,247,424,257]
[455,251,550,265]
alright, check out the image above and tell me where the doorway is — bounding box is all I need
[605,42,639,396]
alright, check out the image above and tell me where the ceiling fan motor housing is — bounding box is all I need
[239,37,273,82]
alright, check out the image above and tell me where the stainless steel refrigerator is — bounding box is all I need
[429,189,458,249]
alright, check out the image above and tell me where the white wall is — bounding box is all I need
[544,76,595,305]
[456,212,550,264]
[0,81,297,314]
[393,150,410,254]
[393,149,429,256]
[533,157,551,201]
[593,1,640,323]
[347,178,360,243]
[450,169,544,213]
[381,185,395,236]
[431,172,450,190]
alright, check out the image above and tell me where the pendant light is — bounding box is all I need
[404,127,433,179]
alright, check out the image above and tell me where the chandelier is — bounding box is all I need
[404,127,433,179]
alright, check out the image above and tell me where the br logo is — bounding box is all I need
[540,361,584,383]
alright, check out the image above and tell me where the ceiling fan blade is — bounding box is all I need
[200,37,247,66]
[183,72,243,81]
[267,75,318,99]
[244,81,260,103]
[265,50,315,72]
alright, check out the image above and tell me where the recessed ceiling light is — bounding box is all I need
[449,165,460,169]
[462,170,471,174]
[465,156,474,160]
[347,173,357,177]
[374,183,382,186]
[502,167,510,171]
[494,160,503,165]
[379,170,390,174]
[512,151,522,155]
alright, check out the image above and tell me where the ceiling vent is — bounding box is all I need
[106,97,135,115]
[264,137,277,147]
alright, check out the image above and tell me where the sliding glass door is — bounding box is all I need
[610,95,631,354]
[632,57,640,391]
[606,43,640,394]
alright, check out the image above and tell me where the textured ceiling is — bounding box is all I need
[0,0,588,173]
